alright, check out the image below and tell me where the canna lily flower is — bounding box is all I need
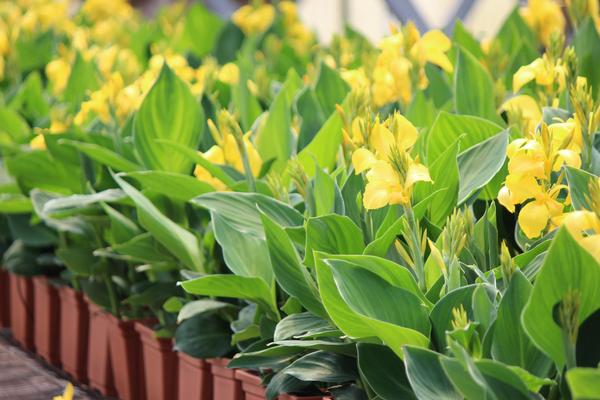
[351,112,431,209]
[500,95,542,134]
[513,54,566,94]
[46,56,72,96]
[232,2,275,36]
[217,63,240,85]
[520,0,565,47]
[409,29,453,74]
[194,111,262,190]
[556,207,600,262]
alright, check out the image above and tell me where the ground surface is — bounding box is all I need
[0,331,98,400]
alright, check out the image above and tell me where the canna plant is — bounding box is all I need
[0,0,600,399]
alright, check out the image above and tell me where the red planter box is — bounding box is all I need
[87,301,116,397]
[58,286,89,383]
[177,352,212,400]
[107,314,145,400]
[32,276,60,366]
[280,395,331,400]
[236,369,266,400]
[208,358,243,400]
[9,274,34,350]
[135,321,178,400]
[0,269,9,328]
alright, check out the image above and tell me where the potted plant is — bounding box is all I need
[57,283,89,383]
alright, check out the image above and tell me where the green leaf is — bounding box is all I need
[358,343,416,400]
[174,314,233,358]
[6,151,82,194]
[125,171,214,202]
[260,211,327,318]
[0,108,30,144]
[112,172,203,271]
[134,64,203,173]
[403,346,462,400]
[232,58,262,131]
[274,312,334,341]
[64,52,99,106]
[452,21,484,60]
[305,214,364,268]
[181,274,278,318]
[430,285,477,350]
[457,130,508,203]
[565,166,598,211]
[314,61,349,115]
[297,111,344,177]
[491,270,552,376]
[495,7,537,58]
[255,70,301,170]
[454,46,497,120]
[181,4,224,57]
[522,227,600,369]
[329,261,430,336]
[0,194,33,213]
[425,141,459,225]
[60,140,143,172]
[42,189,125,217]
[296,87,327,150]
[574,18,600,100]
[283,351,357,383]
[177,299,234,323]
[567,368,600,400]
[15,31,53,72]
[426,111,503,163]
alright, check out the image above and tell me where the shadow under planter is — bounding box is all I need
[32,276,60,366]
[58,286,89,383]
[177,352,213,400]
[9,274,34,351]
[135,321,178,400]
[0,269,9,328]
[208,358,243,400]
[87,300,116,397]
[107,314,146,400]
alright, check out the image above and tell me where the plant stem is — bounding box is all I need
[235,135,257,192]
[404,205,426,292]
[104,273,120,318]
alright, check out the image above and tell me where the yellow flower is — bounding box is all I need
[232,3,275,36]
[217,63,239,85]
[341,68,370,90]
[351,112,430,209]
[409,29,453,73]
[74,72,124,125]
[555,209,600,262]
[46,57,71,96]
[500,95,542,134]
[513,54,566,93]
[194,112,263,189]
[81,0,134,23]
[520,0,565,46]
[53,383,74,400]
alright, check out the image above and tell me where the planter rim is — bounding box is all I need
[208,358,237,379]
[176,351,207,367]
[134,320,173,351]
[234,368,261,385]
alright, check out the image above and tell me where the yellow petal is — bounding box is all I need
[201,146,225,165]
[518,200,550,238]
[513,64,536,93]
[352,148,377,174]
[30,134,46,150]
[558,210,600,234]
[505,174,542,203]
[581,235,600,263]
[498,186,515,213]
[366,160,398,184]
[363,180,392,210]
[411,30,453,72]
[369,122,395,158]
[390,113,418,151]
[553,149,581,171]
[405,162,432,188]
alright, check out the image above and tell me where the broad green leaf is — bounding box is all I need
[453,21,483,60]
[181,274,278,318]
[454,46,497,120]
[232,57,262,131]
[255,70,301,169]
[457,130,508,203]
[297,111,344,177]
[60,140,143,172]
[491,270,552,376]
[305,214,364,268]
[15,31,53,72]
[6,151,82,194]
[174,314,233,358]
[134,64,203,173]
[574,18,600,100]
[426,111,503,163]
[329,261,430,336]
[181,4,224,57]
[0,194,32,213]
[430,285,477,350]
[42,189,125,217]
[425,141,459,225]
[358,343,416,400]
[177,299,234,323]
[125,171,214,202]
[495,7,537,58]
[403,346,462,400]
[64,52,99,106]
[565,166,598,211]
[260,211,327,318]
[283,351,357,383]
[522,227,600,369]
[102,203,141,244]
[273,312,334,341]
[112,172,203,272]
[0,108,30,144]
[296,87,327,150]
[314,61,349,115]
[229,346,301,370]
[110,233,175,263]
[567,368,600,400]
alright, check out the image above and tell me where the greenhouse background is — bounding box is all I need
[0,0,599,399]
